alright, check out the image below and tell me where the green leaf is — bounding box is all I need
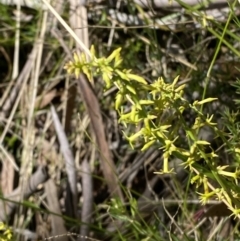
[141,140,156,151]
[128,130,143,143]
[90,45,96,57]
[74,68,80,78]
[103,72,111,88]
[139,99,154,105]
[115,94,123,110]
[172,75,180,86]
[127,73,147,84]
[115,69,129,81]
[106,47,121,63]
[196,98,218,105]
[114,56,123,68]
[196,140,210,145]
[125,84,136,94]
[82,65,91,79]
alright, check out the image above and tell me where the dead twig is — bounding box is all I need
[51,105,78,218]
[77,74,123,200]
[80,159,93,240]
[45,179,68,241]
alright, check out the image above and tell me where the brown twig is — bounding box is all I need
[77,74,123,200]
[45,179,68,241]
